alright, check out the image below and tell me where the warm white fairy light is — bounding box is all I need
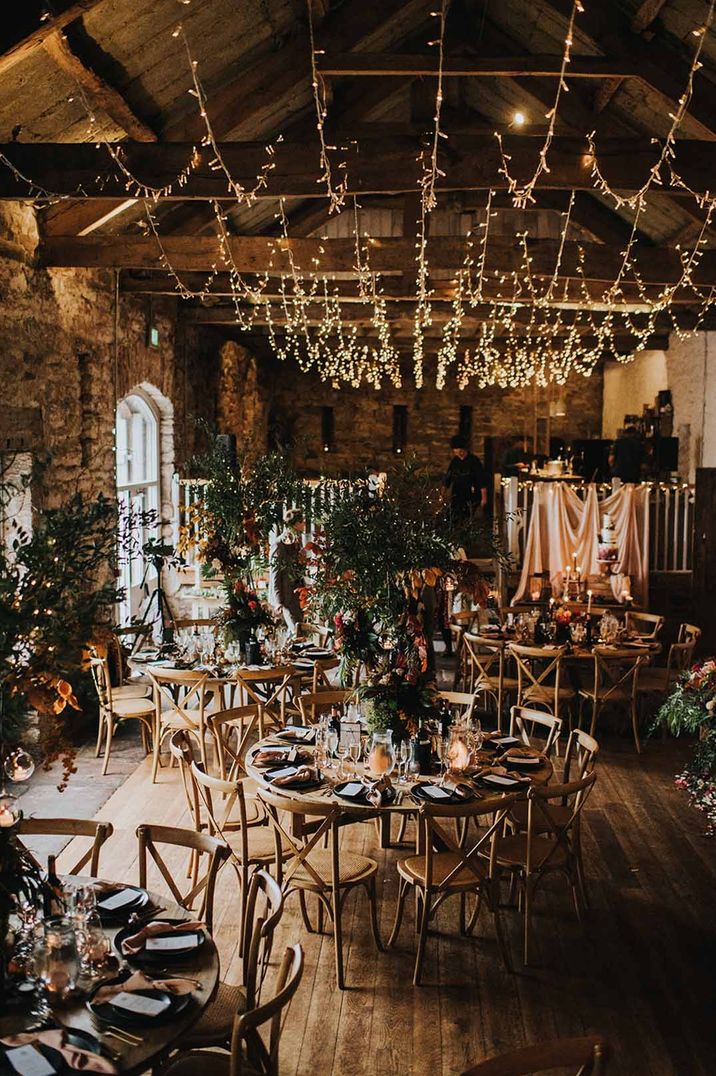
[306,0,348,213]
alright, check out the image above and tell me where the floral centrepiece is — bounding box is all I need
[657,659,716,835]
[215,579,275,644]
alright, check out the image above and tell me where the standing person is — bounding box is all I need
[500,434,529,478]
[443,434,488,521]
[268,508,305,633]
[609,425,644,485]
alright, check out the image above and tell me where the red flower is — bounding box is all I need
[248,600,258,610]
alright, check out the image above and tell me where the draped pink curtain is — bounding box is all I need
[512,483,650,606]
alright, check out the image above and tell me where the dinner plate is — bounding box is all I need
[265,764,323,791]
[275,726,316,744]
[114,918,206,966]
[410,781,474,804]
[252,746,311,768]
[0,1027,106,1074]
[94,883,149,923]
[333,780,397,805]
[88,976,190,1028]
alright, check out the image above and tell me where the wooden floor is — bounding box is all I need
[45,727,716,1076]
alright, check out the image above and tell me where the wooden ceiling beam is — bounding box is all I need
[42,31,157,142]
[13,137,716,202]
[40,233,716,286]
[316,53,640,78]
[631,0,669,35]
[0,0,106,78]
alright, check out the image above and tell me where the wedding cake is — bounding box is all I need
[597,513,619,564]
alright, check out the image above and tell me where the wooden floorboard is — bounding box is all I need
[31,731,716,1076]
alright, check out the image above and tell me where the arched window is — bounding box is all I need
[116,391,160,624]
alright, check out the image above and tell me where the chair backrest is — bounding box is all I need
[463,632,504,693]
[231,943,304,1076]
[89,654,113,709]
[510,705,562,757]
[437,690,479,723]
[459,1035,609,1075]
[509,643,566,713]
[665,638,697,679]
[297,622,331,647]
[207,705,261,782]
[591,647,646,702]
[678,622,702,647]
[136,823,229,933]
[241,870,284,1010]
[624,611,664,640]
[297,689,352,726]
[18,818,114,877]
[522,773,597,873]
[190,762,271,869]
[451,609,479,628]
[168,731,203,834]
[417,793,520,894]
[562,727,599,784]
[149,668,212,736]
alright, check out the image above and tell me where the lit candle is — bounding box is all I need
[587,590,593,616]
[576,565,582,582]
[572,552,578,572]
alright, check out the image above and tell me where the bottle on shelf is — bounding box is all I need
[43,854,65,919]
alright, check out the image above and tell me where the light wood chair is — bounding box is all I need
[637,639,695,700]
[388,793,519,985]
[509,643,575,727]
[624,610,664,641]
[136,823,229,934]
[17,818,113,877]
[233,666,298,737]
[207,705,261,782]
[296,689,352,726]
[460,1035,609,1075]
[678,622,702,647]
[90,654,155,776]
[105,633,151,700]
[493,773,597,965]
[578,647,647,752]
[297,621,331,647]
[437,690,481,723]
[450,623,468,689]
[509,705,562,758]
[161,943,304,1076]
[176,869,285,1054]
[463,633,519,731]
[190,763,287,943]
[148,668,213,781]
[259,789,383,989]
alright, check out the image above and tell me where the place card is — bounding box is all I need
[144,933,200,952]
[423,784,452,800]
[493,736,520,747]
[110,990,168,1017]
[482,774,519,787]
[98,888,137,911]
[340,782,364,797]
[5,1046,56,1076]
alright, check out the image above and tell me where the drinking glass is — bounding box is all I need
[397,741,409,784]
[348,741,362,774]
[472,719,484,753]
[326,730,338,769]
[570,621,587,646]
[35,919,80,1007]
[437,737,451,785]
[337,743,350,779]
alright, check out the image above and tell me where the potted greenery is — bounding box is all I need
[656,659,716,835]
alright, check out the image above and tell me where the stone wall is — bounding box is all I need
[0,203,211,513]
[255,352,604,477]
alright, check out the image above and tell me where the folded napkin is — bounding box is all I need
[504,747,543,760]
[442,774,474,798]
[1,1030,117,1073]
[121,919,204,956]
[476,765,530,784]
[254,747,301,766]
[271,765,315,787]
[363,775,392,807]
[94,970,194,1003]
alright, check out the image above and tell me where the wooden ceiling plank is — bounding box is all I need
[40,233,716,286]
[42,31,157,142]
[631,0,670,35]
[0,0,106,77]
[316,53,639,78]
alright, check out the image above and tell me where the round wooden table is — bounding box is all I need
[3,882,219,1075]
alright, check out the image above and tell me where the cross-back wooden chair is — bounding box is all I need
[162,943,304,1076]
[296,689,352,726]
[437,690,481,724]
[190,763,285,943]
[136,823,229,934]
[18,818,114,878]
[104,633,151,700]
[493,772,597,965]
[509,643,575,727]
[678,622,702,647]
[207,705,261,782]
[148,668,213,781]
[509,705,562,758]
[89,653,155,776]
[462,633,518,731]
[624,610,664,641]
[233,666,298,738]
[450,623,468,689]
[578,647,648,752]
[297,621,331,647]
[258,788,383,989]
[387,793,520,985]
[296,655,341,694]
[460,1035,609,1075]
[176,869,285,1055]
[637,638,695,702]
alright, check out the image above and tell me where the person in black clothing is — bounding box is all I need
[443,434,488,520]
[500,434,529,478]
[609,425,644,484]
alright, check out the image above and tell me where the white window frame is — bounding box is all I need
[116,390,161,625]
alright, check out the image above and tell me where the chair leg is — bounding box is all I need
[298,890,315,934]
[413,890,431,987]
[151,726,162,783]
[631,700,642,753]
[589,699,599,738]
[488,884,512,972]
[459,892,467,936]
[101,718,114,776]
[387,877,409,947]
[317,895,325,934]
[523,877,533,967]
[332,884,345,990]
[367,877,384,952]
[466,890,483,935]
[95,712,105,758]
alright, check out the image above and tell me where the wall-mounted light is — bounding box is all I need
[511,110,526,128]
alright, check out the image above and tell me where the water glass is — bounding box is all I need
[397,741,409,784]
[35,919,80,1006]
[326,730,339,769]
[349,741,362,774]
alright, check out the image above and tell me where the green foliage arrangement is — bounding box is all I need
[656,658,716,834]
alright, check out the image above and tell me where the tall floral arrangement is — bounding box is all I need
[302,462,501,738]
[657,659,716,834]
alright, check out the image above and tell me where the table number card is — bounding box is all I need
[339,721,362,750]
[5,1046,56,1076]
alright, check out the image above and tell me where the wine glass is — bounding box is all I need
[337,742,350,779]
[437,737,451,786]
[348,741,362,774]
[326,730,338,769]
[397,741,409,784]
